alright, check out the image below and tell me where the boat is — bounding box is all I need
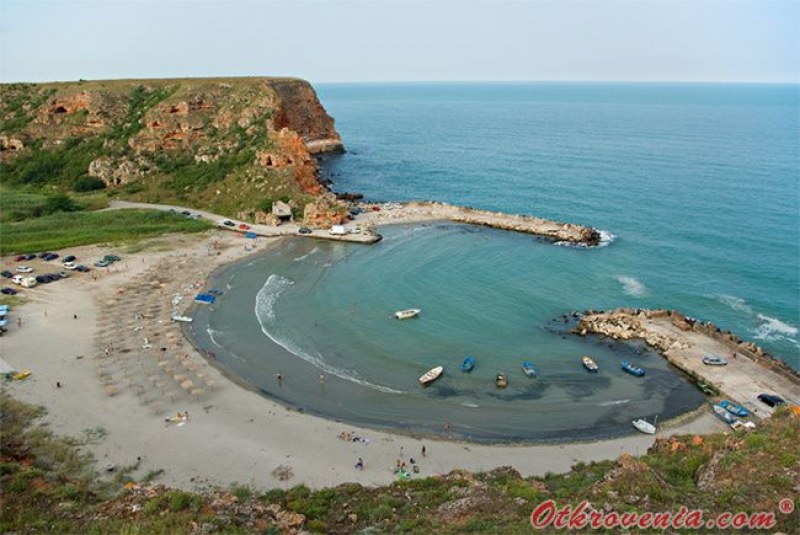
[582,356,599,372]
[419,366,443,385]
[632,417,656,434]
[621,361,645,377]
[194,293,216,304]
[712,404,738,426]
[171,315,193,323]
[395,309,421,320]
[521,361,538,377]
[495,373,508,388]
[461,357,475,372]
[719,400,749,417]
[696,381,719,396]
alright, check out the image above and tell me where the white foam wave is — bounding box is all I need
[254,274,404,394]
[715,294,753,314]
[597,229,616,247]
[293,246,319,262]
[600,399,630,407]
[460,402,479,408]
[206,328,223,348]
[754,314,799,346]
[615,275,647,297]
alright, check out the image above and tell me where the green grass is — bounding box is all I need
[0,209,211,254]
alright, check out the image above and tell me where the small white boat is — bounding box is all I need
[632,418,656,434]
[419,365,443,385]
[582,356,599,372]
[395,309,421,320]
[171,315,193,323]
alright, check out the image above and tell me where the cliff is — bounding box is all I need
[0,77,344,221]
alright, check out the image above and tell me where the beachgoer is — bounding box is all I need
[73,314,77,320]
[421,445,426,457]
[56,381,61,388]
[400,445,404,458]
[355,457,364,470]
[444,422,451,433]
[319,374,325,383]
[276,372,283,383]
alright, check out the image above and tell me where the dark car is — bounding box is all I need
[15,255,27,262]
[63,255,77,263]
[24,254,37,261]
[43,253,59,261]
[298,227,312,235]
[103,254,121,263]
[35,275,48,284]
[1,287,17,295]
[181,210,191,216]
[757,393,786,407]
[223,220,235,227]
[0,270,12,278]
[75,265,91,272]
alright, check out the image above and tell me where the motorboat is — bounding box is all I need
[632,417,656,434]
[461,356,475,372]
[171,315,193,323]
[495,373,508,388]
[582,356,599,372]
[621,361,645,377]
[395,309,421,320]
[419,366,443,385]
[521,361,538,377]
[719,400,749,417]
[712,404,738,426]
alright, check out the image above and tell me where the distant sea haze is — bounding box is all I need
[186,83,798,441]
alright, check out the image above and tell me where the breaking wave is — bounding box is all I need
[615,275,647,297]
[714,294,753,314]
[206,328,223,348]
[754,314,799,346]
[293,246,319,262]
[254,274,404,394]
[600,399,630,407]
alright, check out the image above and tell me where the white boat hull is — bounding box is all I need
[419,366,443,385]
[171,315,193,323]
[632,418,656,434]
[395,309,421,320]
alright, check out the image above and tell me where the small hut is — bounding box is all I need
[272,201,293,223]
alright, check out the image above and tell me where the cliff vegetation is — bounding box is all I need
[0,78,343,223]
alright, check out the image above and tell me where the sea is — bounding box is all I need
[187,83,800,442]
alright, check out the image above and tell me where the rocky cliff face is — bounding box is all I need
[0,77,346,221]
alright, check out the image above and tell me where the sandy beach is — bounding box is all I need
[1,228,727,491]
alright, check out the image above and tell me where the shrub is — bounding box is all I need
[73,176,106,192]
[43,193,80,214]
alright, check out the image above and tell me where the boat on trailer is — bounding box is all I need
[395,309,421,320]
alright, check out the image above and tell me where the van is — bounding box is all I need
[329,225,347,236]
[21,277,37,288]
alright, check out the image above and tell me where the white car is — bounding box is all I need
[15,266,33,273]
[64,262,78,270]
[12,275,25,285]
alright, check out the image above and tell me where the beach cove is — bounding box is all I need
[0,227,744,491]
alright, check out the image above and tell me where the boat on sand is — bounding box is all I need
[419,366,443,385]
[719,400,749,417]
[395,309,421,320]
[582,356,599,372]
[712,404,739,426]
[632,417,656,434]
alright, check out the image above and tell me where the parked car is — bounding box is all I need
[0,270,12,278]
[181,210,191,216]
[12,275,25,285]
[1,287,17,295]
[58,271,70,279]
[94,260,109,268]
[15,266,33,273]
[75,265,91,273]
[63,255,77,263]
[223,220,235,227]
[298,227,312,235]
[43,253,59,261]
[757,393,786,407]
[64,262,77,270]
[238,223,251,230]
[103,254,121,263]
[24,254,37,261]
[15,255,27,262]
[35,275,49,284]
[38,252,53,258]
[702,355,728,366]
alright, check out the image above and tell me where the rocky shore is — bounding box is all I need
[574,308,800,416]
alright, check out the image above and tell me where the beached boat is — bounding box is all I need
[419,366,443,385]
[719,400,749,417]
[521,361,538,377]
[582,356,599,372]
[194,293,216,304]
[621,361,645,377]
[712,404,738,426]
[395,309,421,320]
[171,315,193,323]
[632,417,656,434]
[461,357,475,372]
[495,373,508,388]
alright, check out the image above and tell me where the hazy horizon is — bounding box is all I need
[2,0,798,85]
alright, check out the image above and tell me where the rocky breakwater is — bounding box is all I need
[353,201,602,246]
[574,308,800,416]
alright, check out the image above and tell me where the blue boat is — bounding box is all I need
[461,356,475,372]
[621,361,646,377]
[712,404,739,426]
[521,361,538,377]
[194,293,216,304]
[719,400,749,417]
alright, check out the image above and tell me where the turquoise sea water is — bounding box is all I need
[188,83,800,441]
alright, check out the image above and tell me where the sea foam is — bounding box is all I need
[254,274,405,394]
[615,275,647,297]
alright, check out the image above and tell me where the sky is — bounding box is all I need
[1,0,798,84]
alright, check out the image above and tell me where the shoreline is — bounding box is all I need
[0,229,744,491]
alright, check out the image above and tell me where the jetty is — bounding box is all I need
[574,308,800,418]
[353,201,602,246]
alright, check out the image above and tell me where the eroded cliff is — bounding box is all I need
[0,77,345,221]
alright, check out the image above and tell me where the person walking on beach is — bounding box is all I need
[276,372,283,384]
[355,457,364,470]
[421,445,426,457]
